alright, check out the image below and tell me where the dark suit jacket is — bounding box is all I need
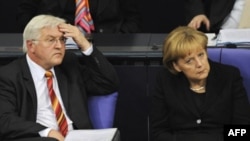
[184,0,236,33]
[0,48,119,141]
[150,60,250,141]
[17,0,141,33]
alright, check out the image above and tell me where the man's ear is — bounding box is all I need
[26,40,35,52]
[173,61,181,72]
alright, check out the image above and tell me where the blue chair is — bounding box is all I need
[207,48,222,62]
[220,48,250,102]
[88,92,118,129]
[208,48,250,102]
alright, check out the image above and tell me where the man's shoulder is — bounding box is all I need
[0,56,26,80]
[0,56,24,72]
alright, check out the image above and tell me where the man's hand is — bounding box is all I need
[48,129,65,141]
[58,23,91,51]
[188,14,210,31]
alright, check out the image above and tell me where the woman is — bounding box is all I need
[150,26,250,141]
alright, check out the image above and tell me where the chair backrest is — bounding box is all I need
[207,48,250,102]
[88,92,118,129]
[220,48,250,102]
[207,48,222,62]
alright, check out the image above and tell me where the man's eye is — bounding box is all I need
[47,38,55,43]
[51,39,56,42]
[59,37,66,43]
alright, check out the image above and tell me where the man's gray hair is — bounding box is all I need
[22,14,66,52]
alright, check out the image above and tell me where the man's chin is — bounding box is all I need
[52,59,63,66]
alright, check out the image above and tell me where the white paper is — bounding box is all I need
[205,33,217,46]
[65,37,78,49]
[65,128,117,141]
[216,28,250,46]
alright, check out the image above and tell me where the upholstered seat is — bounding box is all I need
[220,48,250,102]
[208,48,250,101]
[88,92,118,129]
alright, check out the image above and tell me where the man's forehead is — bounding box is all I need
[40,27,63,37]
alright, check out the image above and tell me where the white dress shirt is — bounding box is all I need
[26,46,93,137]
[221,0,245,29]
[26,45,93,137]
[26,55,74,137]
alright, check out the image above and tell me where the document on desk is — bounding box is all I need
[65,37,78,49]
[205,33,216,46]
[65,128,117,141]
[216,28,250,47]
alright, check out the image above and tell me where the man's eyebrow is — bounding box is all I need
[44,35,54,38]
[45,35,63,38]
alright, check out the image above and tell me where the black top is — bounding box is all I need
[189,89,206,113]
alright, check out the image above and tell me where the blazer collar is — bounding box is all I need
[21,55,38,114]
[175,61,224,116]
[21,55,69,113]
[54,67,69,111]
[200,61,225,114]
[175,73,199,116]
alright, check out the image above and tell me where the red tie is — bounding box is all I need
[75,0,95,33]
[45,71,68,137]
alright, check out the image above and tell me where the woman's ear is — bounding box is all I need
[173,61,181,72]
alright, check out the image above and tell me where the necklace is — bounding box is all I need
[190,86,205,91]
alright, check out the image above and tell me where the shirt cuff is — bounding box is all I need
[81,44,93,56]
[39,128,52,137]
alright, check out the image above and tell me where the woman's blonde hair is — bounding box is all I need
[162,26,208,74]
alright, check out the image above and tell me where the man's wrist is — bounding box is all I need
[81,43,93,56]
[39,128,52,137]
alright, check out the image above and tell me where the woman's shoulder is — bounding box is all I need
[210,60,241,77]
[155,67,182,82]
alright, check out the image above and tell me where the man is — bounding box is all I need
[184,0,239,33]
[0,14,119,141]
[17,0,141,33]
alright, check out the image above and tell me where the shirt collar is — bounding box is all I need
[26,54,55,81]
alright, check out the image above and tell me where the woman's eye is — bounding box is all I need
[186,59,192,64]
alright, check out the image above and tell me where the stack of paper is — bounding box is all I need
[65,37,78,49]
[205,33,217,46]
[65,128,117,141]
[216,29,250,47]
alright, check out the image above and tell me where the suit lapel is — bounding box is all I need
[175,73,200,116]
[22,55,70,117]
[54,67,69,111]
[177,61,225,116]
[201,65,224,114]
[21,56,38,115]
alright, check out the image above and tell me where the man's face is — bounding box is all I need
[28,26,66,70]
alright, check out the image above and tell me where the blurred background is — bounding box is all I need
[0,0,185,33]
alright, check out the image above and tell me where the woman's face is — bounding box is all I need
[173,48,210,82]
